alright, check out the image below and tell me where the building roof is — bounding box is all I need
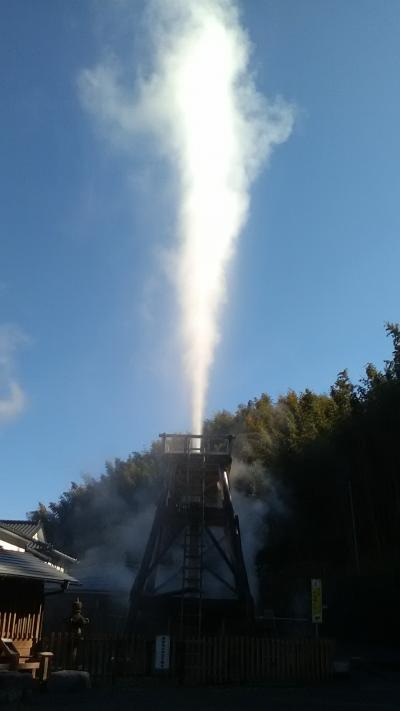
[0,520,44,540]
[0,549,78,584]
[0,521,77,568]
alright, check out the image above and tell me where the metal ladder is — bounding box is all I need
[180,457,205,641]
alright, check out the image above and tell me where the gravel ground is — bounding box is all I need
[5,671,398,711]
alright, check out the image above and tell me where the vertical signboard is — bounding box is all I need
[154,635,171,671]
[311,578,322,626]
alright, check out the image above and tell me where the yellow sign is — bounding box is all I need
[311,578,322,623]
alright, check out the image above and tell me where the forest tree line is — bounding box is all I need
[30,324,400,601]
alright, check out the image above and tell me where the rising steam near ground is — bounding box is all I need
[230,459,286,597]
[79,0,295,433]
[75,491,155,593]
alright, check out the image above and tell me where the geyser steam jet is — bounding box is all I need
[79,0,294,433]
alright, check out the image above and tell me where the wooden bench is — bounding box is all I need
[0,638,53,680]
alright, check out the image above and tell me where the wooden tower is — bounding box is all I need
[127,434,254,638]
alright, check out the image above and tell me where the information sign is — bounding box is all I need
[311,578,322,624]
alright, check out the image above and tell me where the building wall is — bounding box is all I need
[44,589,128,635]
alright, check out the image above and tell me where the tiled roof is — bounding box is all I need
[0,520,42,540]
[0,549,78,584]
[0,521,76,566]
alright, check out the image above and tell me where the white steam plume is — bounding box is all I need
[79,0,294,433]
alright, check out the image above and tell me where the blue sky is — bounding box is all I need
[1,0,400,518]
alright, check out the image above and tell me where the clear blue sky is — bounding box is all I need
[1,0,400,518]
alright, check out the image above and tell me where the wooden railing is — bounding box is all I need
[42,633,149,679]
[42,633,335,684]
[184,636,335,683]
[0,608,43,641]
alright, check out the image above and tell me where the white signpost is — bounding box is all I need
[311,578,322,638]
[154,635,171,671]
